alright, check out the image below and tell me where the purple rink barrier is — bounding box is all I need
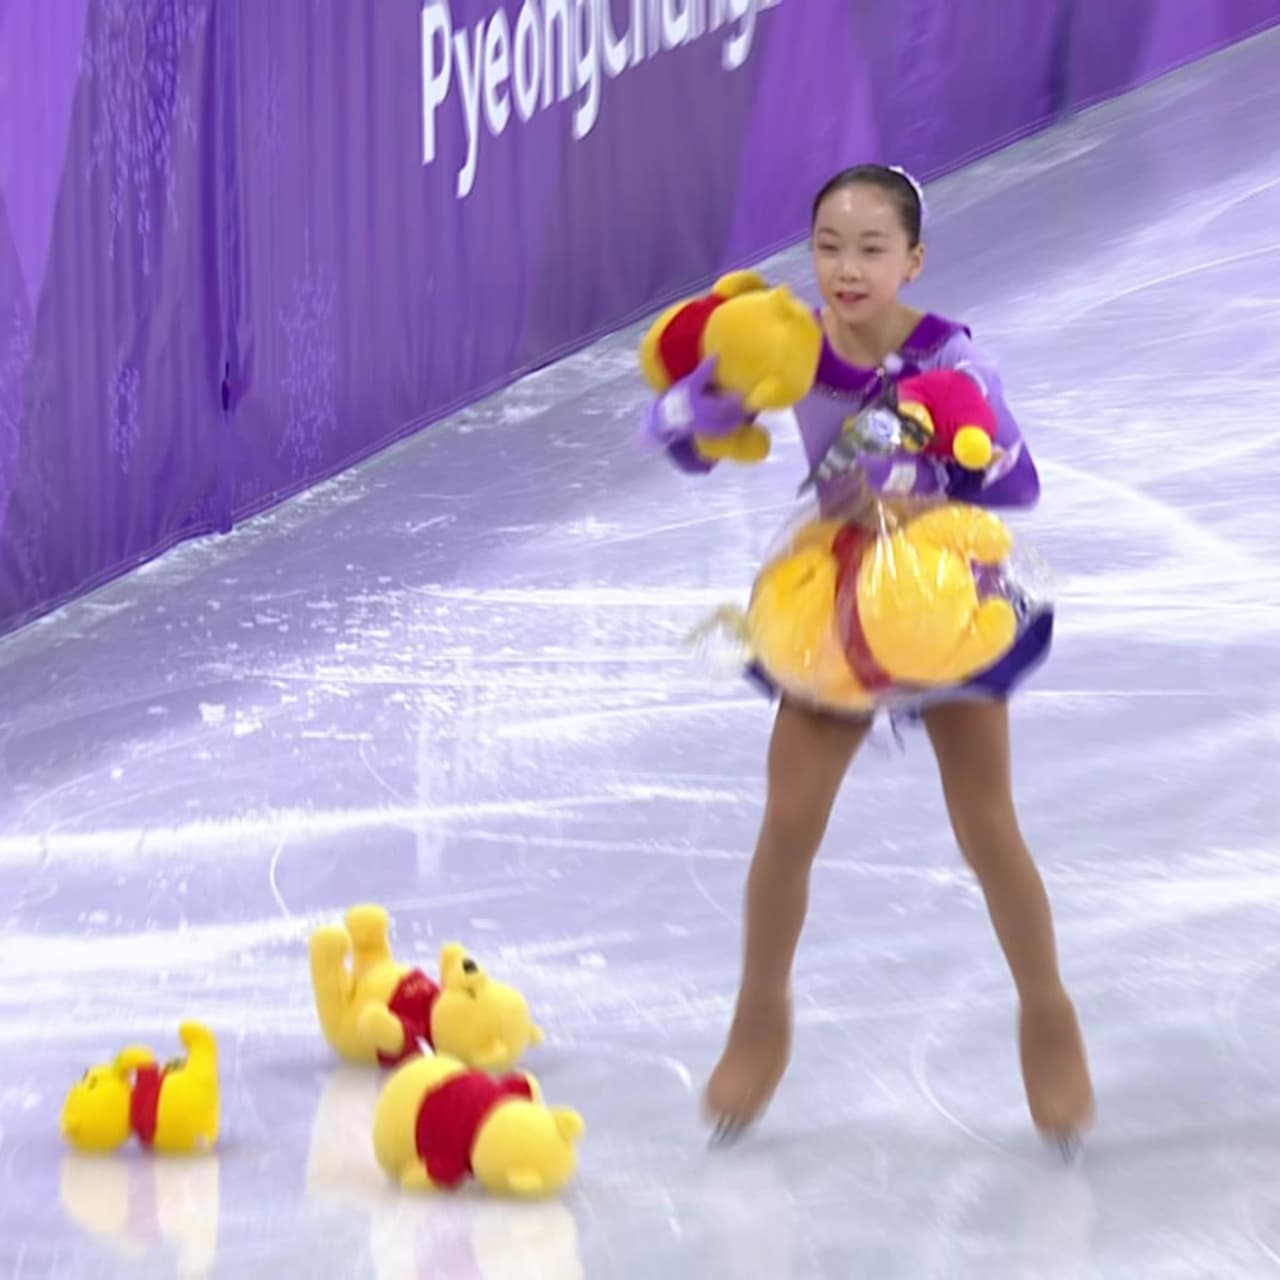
[0,0,226,636]
[1,1,1279,637]
[1063,0,1280,108]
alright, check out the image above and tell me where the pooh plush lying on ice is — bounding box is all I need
[372,1054,584,1199]
[310,905,543,1072]
[61,1021,220,1155]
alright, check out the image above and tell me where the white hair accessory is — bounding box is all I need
[887,164,928,230]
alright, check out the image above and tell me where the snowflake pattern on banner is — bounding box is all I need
[279,233,338,475]
[0,306,31,538]
[0,309,56,597]
[251,63,284,178]
[109,358,142,473]
[80,0,207,277]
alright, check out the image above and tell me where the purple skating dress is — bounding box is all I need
[665,313,1052,718]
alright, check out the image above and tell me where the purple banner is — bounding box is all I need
[1064,0,1280,108]
[1,0,1278,636]
[0,0,225,632]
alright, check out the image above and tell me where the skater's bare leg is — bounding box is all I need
[705,701,869,1134]
[924,698,1094,1140]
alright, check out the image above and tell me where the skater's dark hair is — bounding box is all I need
[811,165,925,247]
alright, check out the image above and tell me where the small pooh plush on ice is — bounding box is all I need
[61,1021,220,1155]
[309,904,543,1072]
[372,1054,584,1198]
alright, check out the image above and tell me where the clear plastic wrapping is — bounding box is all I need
[701,460,1053,718]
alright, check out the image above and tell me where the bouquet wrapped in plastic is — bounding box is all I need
[704,373,1052,718]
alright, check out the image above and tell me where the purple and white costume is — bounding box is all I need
[646,312,1052,716]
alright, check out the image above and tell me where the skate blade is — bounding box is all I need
[1053,1133,1084,1164]
[708,1115,753,1149]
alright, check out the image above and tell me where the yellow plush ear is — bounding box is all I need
[114,1046,155,1075]
[438,942,468,984]
[638,301,687,391]
[711,270,769,298]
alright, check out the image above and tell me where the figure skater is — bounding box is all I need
[643,164,1093,1149]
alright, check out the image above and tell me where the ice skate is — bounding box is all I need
[703,992,792,1147]
[1020,994,1094,1153]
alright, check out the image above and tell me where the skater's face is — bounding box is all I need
[812,184,924,328]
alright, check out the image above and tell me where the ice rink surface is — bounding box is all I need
[2,29,1279,1280]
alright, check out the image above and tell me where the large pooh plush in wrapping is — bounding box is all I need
[745,504,1021,713]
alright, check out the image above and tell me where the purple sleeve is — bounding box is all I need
[639,358,751,478]
[636,394,717,474]
[927,332,1041,509]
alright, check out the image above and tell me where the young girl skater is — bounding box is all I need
[643,165,1094,1148]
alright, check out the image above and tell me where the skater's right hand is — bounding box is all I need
[857,451,948,499]
[642,357,751,448]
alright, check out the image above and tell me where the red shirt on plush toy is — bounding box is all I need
[378,969,442,1067]
[129,1063,168,1147]
[413,1072,535,1189]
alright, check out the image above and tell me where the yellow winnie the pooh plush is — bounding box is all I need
[744,504,1020,714]
[61,1021,219,1155]
[309,904,543,1072]
[639,270,822,464]
[372,1053,584,1199]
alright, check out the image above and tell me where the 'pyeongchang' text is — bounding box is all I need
[422,0,783,198]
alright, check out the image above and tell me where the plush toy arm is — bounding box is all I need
[926,334,1041,509]
[357,1004,408,1058]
